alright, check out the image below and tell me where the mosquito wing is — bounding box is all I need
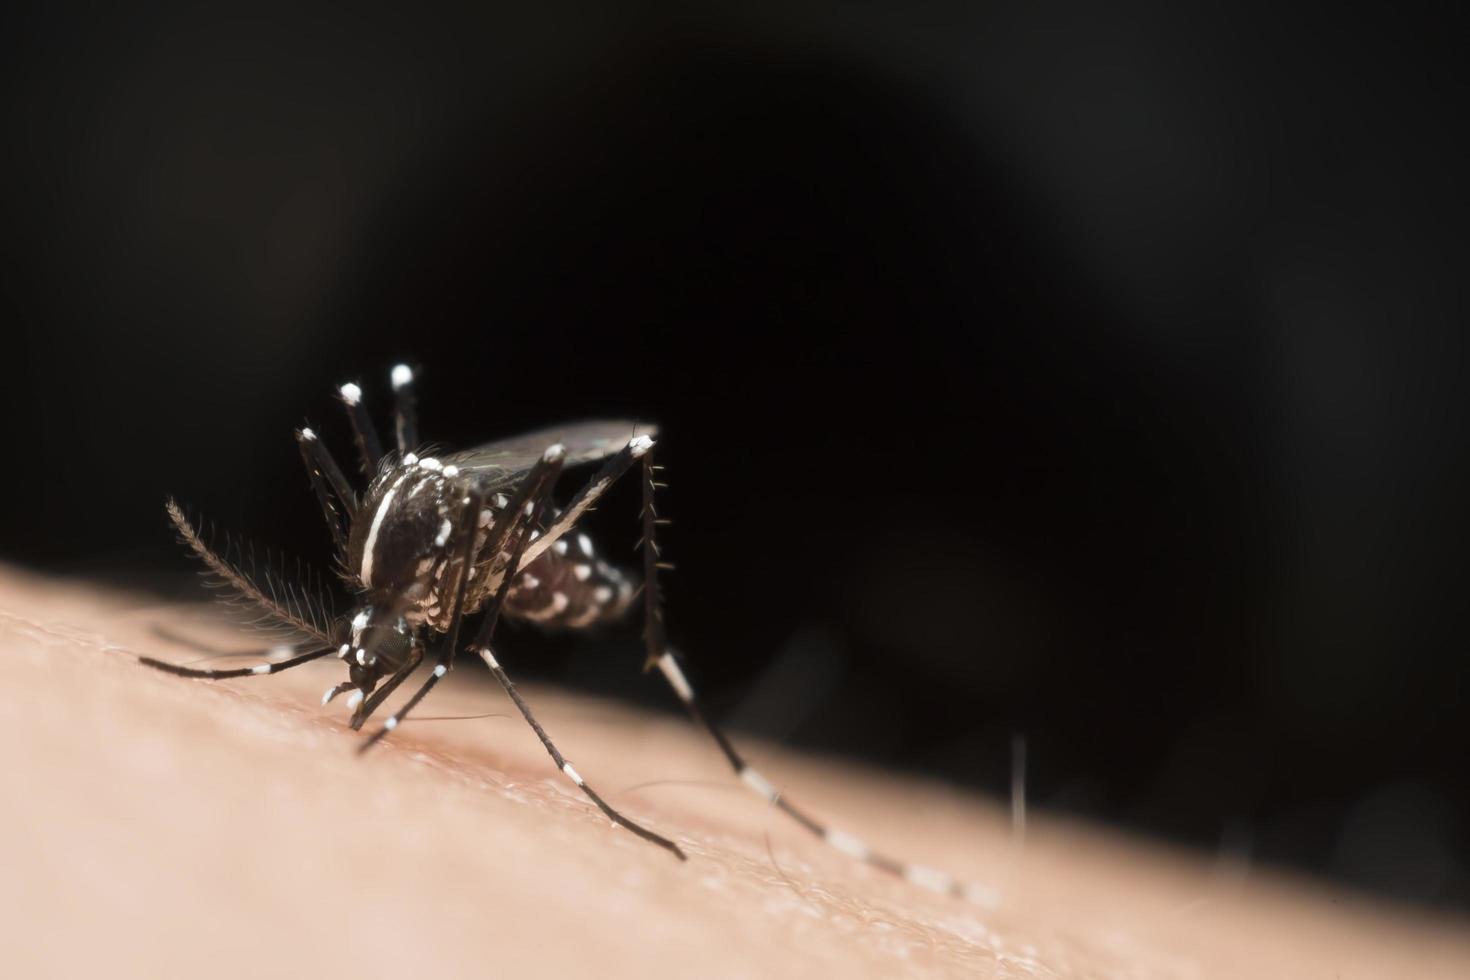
[443,419,657,493]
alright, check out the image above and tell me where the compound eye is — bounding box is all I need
[363,622,411,663]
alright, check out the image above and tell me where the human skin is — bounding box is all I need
[2,566,1466,979]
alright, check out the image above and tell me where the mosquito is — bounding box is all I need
[139,365,984,896]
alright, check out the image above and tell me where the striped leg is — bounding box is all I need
[138,644,333,679]
[516,433,655,569]
[295,425,358,552]
[477,643,685,862]
[474,447,685,860]
[348,641,424,730]
[638,452,983,899]
[357,448,563,752]
[639,446,671,671]
[337,379,384,477]
[390,363,419,456]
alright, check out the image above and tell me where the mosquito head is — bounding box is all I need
[333,604,414,686]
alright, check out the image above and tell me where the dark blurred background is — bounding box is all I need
[3,4,1466,909]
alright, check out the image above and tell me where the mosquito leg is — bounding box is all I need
[474,448,684,860]
[477,643,685,861]
[349,641,424,729]
[636,451,974,895]
[320,681,358,706]
[357,449,564,751]
[498,432,653,626]
[337,380,384,477]
[295,426,358,551]
[517,432,656,569]
[137,645,333,679]
[390,363,419,456]
[147,631,324,678]
[639,444,669,672]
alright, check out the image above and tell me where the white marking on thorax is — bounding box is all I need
[339,382,362,405]
[360,473,411,586]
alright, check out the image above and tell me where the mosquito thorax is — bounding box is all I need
[344,455,462,592]
[344,453,515,632]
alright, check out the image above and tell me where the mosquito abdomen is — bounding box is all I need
[505,532,635,629]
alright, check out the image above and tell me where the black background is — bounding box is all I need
[3,4,1466,909]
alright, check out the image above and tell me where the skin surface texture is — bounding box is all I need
[1,565,1466,979]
